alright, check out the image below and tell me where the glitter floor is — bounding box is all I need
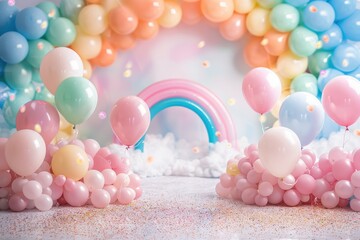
[1,176,359,239]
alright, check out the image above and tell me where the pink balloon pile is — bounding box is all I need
[216,144,360,212]
[0,138,142,212]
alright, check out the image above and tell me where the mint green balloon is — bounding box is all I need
[289,26,318,57]
[35,85,55,106]
[37,1,60,20]
[31,68,43,83]
[44,17,76,47]
[257,0,283,9]
[3,94,31,127]
[270,4,299,32]
[290,73,318,96]
[59,0,85,24]
[25,39,54,68]
[308,50,332,77]
[4,62,32,90]
[16,83,36,100]
[55,77,98,125]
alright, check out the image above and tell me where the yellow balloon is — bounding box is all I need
[158,0,182,28]
[234,0,256,14]
[276,51,308,79]
[71,27,102,60]
[102,0,120,13]
[201,0,234,23]
[271,90,290,118]
[246,7,271,36]
[52,145,89,181]
[82,59,93,79]
[78,4,107,35]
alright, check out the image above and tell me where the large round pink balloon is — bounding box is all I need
[242,67,281,114]
[322,76,360,127]
[0,138,8,171]
[16,100,60,144]
[110,96,150,147]
[258,127,301,178]
[40,47,84,94]
[5,129,46,176]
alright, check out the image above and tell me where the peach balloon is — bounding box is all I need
[102,0,120,13]
[262,29,289,56]
[158,0,182,28]
[103,29,136,50]
[181,1,202,25]
[219,13,246,41]
[133,20,159,40]
[108,5,138,35]
[82,59,93,79]
[244,37,277,68]
[201,0,234,23]
[71,27,102,60]
[78,4,107,35]
[51,145,89,181]
[89,39,117,67]
[246,7,271,36]
[86,0,101,3]
[234,0,256,14]
[276,51,308,79]
[124,0,165,20]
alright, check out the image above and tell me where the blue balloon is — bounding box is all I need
[284,0,309,7]
[349,66,360,81]
[338,10,360,42]
[0,31,29,64]
[316,113,340,139]
[317,24,343,50]
[0,59,5,77]
[0,1,18,35]
[279,92,325,146]
[328,0,356,21]
[317,68,343,92]
[331,43,360,73]
[302,1,335,32]
[15,7,48,40]
[0,81,15,109]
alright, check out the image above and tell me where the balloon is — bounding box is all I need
[279,92,325,146]
[201,0,234,23]
[0,1,18,35]
[317,68,343,92]
[329,0,356,21]
[108,5,138,35]
[110,96,150,147]
[70,26,102,60]
[158,0,182,28]
[317,24,342,51]
[55,77,98,125]
[16,100,60,144]
[15,7,48,40]
[25,39,54,69]
[89,38,116,67]
[284,0,309,7]
[234,0,256,14]
[103,29,136,50]
[51,145,89,181]
[258,127,301,178]
[44,17,76,47]
[270,4,299,32]
[262,29,289,56]
[5,129,46,176]
[257,0,282,8]
[133,20,159,40]
[40,47,84,94]
[63,181,89,206]
[0,31,29,64]
[243,37,277,68]
[0,82,15,109]
[36,1,60,20]
[4,62,33,90]
[82,59,93,79]
[16,83,36,100]
[242,67,281,114]
[219,13,246,41]
[124,0,165,20]
[181,1,202,25]
[245,7,271,36]
[331,43,360,73]
[301,1,335,32]
[78,4,107,35]
[3,94,32,127]
[276,51,308,79]
[290,73,318,96]
[0,138,8,171]
[322,75,360,127]
[59,0,85,24]
[308,50,332,77]
[316,113,340,139]
[349,66,360,81]
[289,26,318,57]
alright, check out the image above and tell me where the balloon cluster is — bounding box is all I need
[216,143,360,212]
[0,137,142,211]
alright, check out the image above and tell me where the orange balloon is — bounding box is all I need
[243,37,277,68]
[124,0,165,20]
[86,0,101,3]
[133,20,159,39]
[201,0,234,23]
[219,13,246,41]
[181,1,202,25]
[103,29,136,50]
[89,38,117,67]
[262,29,289,56]
[82,59,93,79]
[108,5,138,35]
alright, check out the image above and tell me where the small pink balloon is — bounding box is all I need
[54,175,66,186]
[16,100,60,144]
[219,13,246,41]
[64,179,76,192]
[338,198,349,208]
[350,199,360,211]
[9,194,27,212]
[324,172,336,184]
[261,171,278,185]
[236,178,255,192]
[134,186,143,200]
[110,96,150,147]
[34,194,53,211]
[258,181,273,197]
[0,170,11,187]
[351,171,360,187]
[0,138,9,171]
[107,154,130,174]
[268,185,284,204]
[83,170,105,191]
[91,189,111,208]
[35,171,53,188]
[239,162,252,176]
[104,185,118,203]
[11,178,29,193]
[322,76,360,127]
[244,144,258,157]
[353,149,360,170]
[117,187,136,205]
[255,194,268,206]
[242,67,281,115]
[328,147,347,163]
[70,139,85,149]
[22,180,43,200]
[332,159,354,180]
[50,183,63,201]
[129,173,141,189]
[63,182,89,207]
[0,198,9,210]
[230,187,242,200]
[354,188,360,199]
[102,169,117,185]
[253,159,265,173]
[241,187,257,205]
[334,180,354,199]
[83,139,100,157]
[301,149,316,167]
[321,191,339,209]
[318,155,332,173]
[310,166,323,179]
[295,174,315,195]
[0,187,9,198]
[220,173,233,188]
[291,160,307,178]
[114,173,130,189]
[283,190,301,207]
[278,174,296,190]
[247,170,261,184]
[215,183,231,198]
[313,179,331,198]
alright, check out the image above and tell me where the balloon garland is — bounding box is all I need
[0,0,359,212]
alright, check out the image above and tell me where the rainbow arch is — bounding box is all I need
[135,79,237,150]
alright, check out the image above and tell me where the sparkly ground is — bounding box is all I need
[1,176,359,239]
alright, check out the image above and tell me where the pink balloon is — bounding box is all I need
[242,67,281,114]
[332,159,354,180]
[268,185,284,204]
[104,185,118,203]
[313,179,331,198]
[295,174,315,195]
[322,76,360,127]
[241,187,257,205]
[321,191,339,209]
[16,100,60,144]
[63,181,89,207]
[0,138,8,171]
[215,183,231,198]
[90,189,110,208]
[5,130,46,176]
[283,189,301,207]
[334,180,354,199]
[350,199,360,212]
[117,187,136,205]
[110,96,150,147]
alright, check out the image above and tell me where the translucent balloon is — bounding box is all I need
[5,129,46,176]
[234,0,256,14]
[15,7,48,40]
[158,0,182,28]
[3,94,32,127]
[108,5,138,35]
[4,62,33,90]
[258,127,301,178]
[290,73,318,96]
[219,13,246,41]
[55,77,98,125]
[331,43,360,73]
[22,180,43,200]
[245,7,271,36]
[329,0,356,21]
[25,39,54,69]
[243,37,277,68]
[78,4,107,35]
[124,0,165,20]
[317,24,342,51]
[308,50,332,77]
[91,189,110,208]
[59,0,85,24]
[270,4,299,32]
[201,0,234,23]
[133,20,159,40]
[289,26,318,57]
[276,51,308,79]
[262,29,289,56]
[0,31,29,64]
[301,1,335,32]
[37,1,60,20]
[44,17,76,47]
